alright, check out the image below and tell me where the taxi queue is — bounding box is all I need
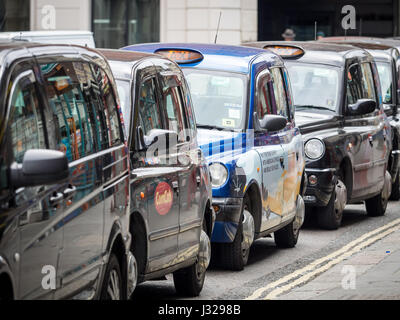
[0,37,398,300]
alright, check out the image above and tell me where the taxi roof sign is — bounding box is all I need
[263,45,305,59]
[155,49,204,64]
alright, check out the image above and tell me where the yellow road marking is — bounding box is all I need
[245,217,400,300]
[264,224,400,299]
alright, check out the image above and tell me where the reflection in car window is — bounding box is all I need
[286,62,340,111]
[9,75,46,163]
[271,68,289,118]
[164,87,186,143]
[376,62,392,104]
[116,79,131,131]
[360,63,377,101]
[138,78,163,135]
[183,69,246,130]
[256,72,273,118]
[41,62,97,162]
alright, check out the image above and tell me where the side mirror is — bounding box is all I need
[254,112,288,132]
[347,99,376,116]
[143,129,179,153]
[10,149,69,188]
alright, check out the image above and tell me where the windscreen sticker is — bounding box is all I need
[228,109,241,119]
[155,182,173,216]
[222,119,236,127]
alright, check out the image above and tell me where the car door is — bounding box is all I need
[158,70,201,261]
[270,67,299,219]
[253,68,285,231]
[38,60,105,299]
[345,62,386,198]
[131,67,180,273]
[4,63,64,300]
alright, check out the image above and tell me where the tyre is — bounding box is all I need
[365,171,391,217]
[100,253,123,300]
[274,196,304,248]
[219,195,254,271]
[173,223,211,297]
[318,177,347,230]
[390,172,400,201]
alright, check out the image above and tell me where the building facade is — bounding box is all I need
[0,0,399,48]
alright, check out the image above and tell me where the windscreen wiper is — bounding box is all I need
[197,124,232,131]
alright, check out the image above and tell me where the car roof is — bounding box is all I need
[319,36,400,50]
[123,43,281,74]
[366,49,393,63]
[244,41,369,66]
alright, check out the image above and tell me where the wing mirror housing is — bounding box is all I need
[347,99,376,116]
[10,149,69,188]
[253,112,288,132]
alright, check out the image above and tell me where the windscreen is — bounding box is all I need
[286,62,341,112]
[183,69,247,130]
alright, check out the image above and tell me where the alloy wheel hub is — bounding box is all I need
[293,195,305,233]
[242,210,255,251]
[334,179,347,214]
[198,230,211,274]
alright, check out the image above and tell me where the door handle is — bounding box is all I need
[196,176,201,187]
[63,185,77,198]
[172,181,179,194]
[280,157,285,170]
[369,135,374,147]
[50,192,64,205]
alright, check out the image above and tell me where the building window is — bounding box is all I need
[92,0,160,49]
[0,0,30,31]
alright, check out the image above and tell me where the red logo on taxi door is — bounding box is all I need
[155,182,173,215]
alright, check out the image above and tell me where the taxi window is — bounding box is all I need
[271,68,289,118]
[347,63,377,106]
[376,62,392,104]
[138,78,163,135]
[164,86,187,143]
[360,63,377,102]
[41,62,98,161]
[116,79,131,131]
[256,70,273,118]
[9,72,46,163]
[183,69,247,130]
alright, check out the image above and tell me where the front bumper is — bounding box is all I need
[211,197,243,243]
[304,168,337,207]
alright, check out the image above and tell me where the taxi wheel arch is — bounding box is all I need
[340,158,353,201]
[203,200,213,238]
[100,233,127,300]
[245,183,262,234]
[0,273,13,300]
[130,212,148,281]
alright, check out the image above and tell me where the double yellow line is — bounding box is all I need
[245,217,400,300]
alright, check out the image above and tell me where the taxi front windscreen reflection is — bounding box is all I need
[286,62,341,112]
[183,69,247,130]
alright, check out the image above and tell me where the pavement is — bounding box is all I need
[277,224,400,300]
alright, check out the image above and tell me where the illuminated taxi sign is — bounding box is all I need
[155,49,204,64]
[264,45,305,59]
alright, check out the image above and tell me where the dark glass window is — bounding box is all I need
[92,0,160,49]
[138,78,163,135]
[271,68,289,118]
[164,86,186,143]
[0,0,30,31]
[256,72,273,118]
[9,72,45,163]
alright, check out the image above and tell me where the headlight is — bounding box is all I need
[305,139,325,160]
[209,163,228,188]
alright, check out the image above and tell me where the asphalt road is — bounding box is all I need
[131,201,400,300]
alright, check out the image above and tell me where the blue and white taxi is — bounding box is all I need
[123,44,306,271]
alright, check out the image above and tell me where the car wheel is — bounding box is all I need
[274,195,305,248]
[100,253,123,300]
[173,222,211,297]
[318,176,347,230]
[220,195,254,271]
[366,171,391,217]
[389,172,400,201]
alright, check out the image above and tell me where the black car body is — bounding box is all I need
[0,41,133,300]
[244,41,393,229]
[99,49,215,297]
[318,37,400,200]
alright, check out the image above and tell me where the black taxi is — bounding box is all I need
[0,41,133,299]
[99,49,215,297]
[318,37,400,200]
[244,41,393,229]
